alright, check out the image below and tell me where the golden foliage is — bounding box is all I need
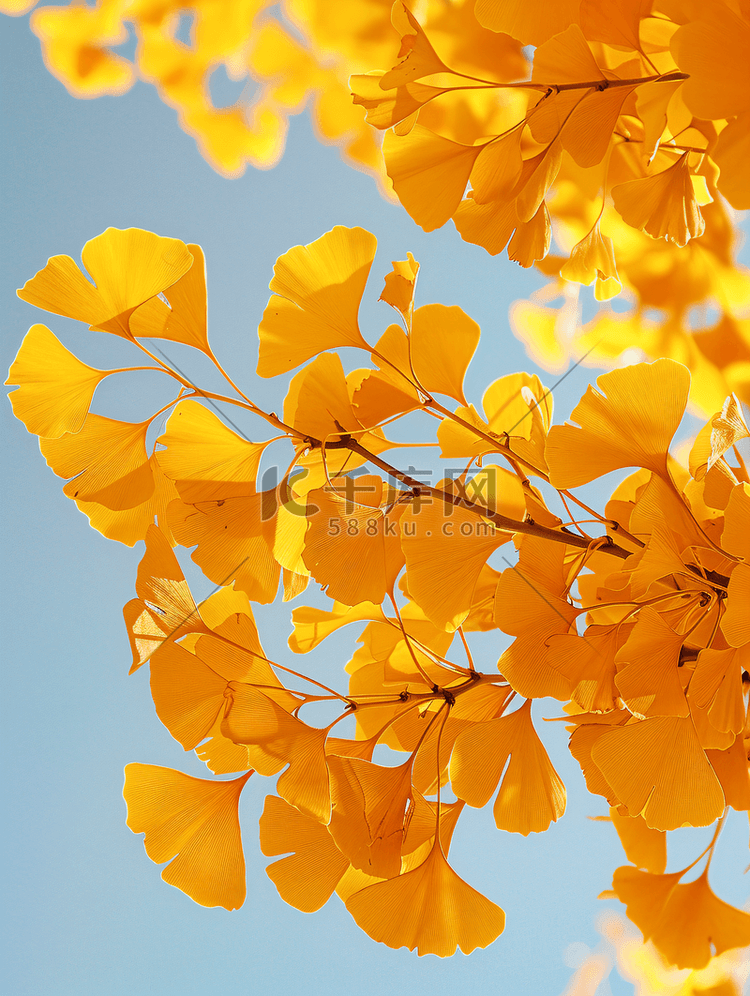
[8,223,750,967]
[6,0,750,410]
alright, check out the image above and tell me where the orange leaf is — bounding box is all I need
[451,699,566,834]
[124,763,251,910]
[614,607,689,718]
[157,401,268,483]
[17,227,192,338]
[380,3,450,89]
[40,413,153,509]
[379,252,419,327]
[612,865,750,969]
[546,359,690,487]
[591,716,725,830]
[257,227,375,377]
[609,807,666,875]
[612,155,708,247]
[302,475,407,606]
[346,839,505,957]
[259,795,349,913]
[123,523,208,673]
[402,468,524,630]
[474,0,581,46]
[222,685,330,822]
[384,125,483,233]
[5,324,111,438]
[410,303,479,405]
[130,244,211,353]
[75,451,178,547]
[168,480,280,604]
[328,755,414,878]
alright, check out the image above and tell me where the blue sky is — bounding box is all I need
[2,13,748,996]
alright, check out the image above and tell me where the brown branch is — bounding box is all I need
[542,70,687,93]
[343,437,632,561]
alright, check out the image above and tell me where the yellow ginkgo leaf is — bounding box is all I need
[721,564,750,648]
[328,754,413,879]
[124,763,251,910]
[379,253,419,328]
[259,795,349,913]
[454,194,521,257]
[257,226,376,377]
[470,128,524,205]
[40,413,154,509]
[130,243,212,354]
[722,482,750,560]
[612,864,750,969]
[288,601,383,654]
[451,699,566,835]
[560,223,621,300]
[670,4,750,120]
[196,634,298,712]
[283,351,360,442]
[168,480,280,605]
[568,714,627,805]
[346,838,505,957]
[195,711,254,776]
[384,125,484,233]
[17,227,193,338]
[690,645,747,736]
[612,156,708,247]
[122,523,208,673]
[689,396,750,483]
[494,536,579,700]
[149,641,229,751]
[157,401,268,482]
[707,737,750,814]
[591,715,725,830]
[507,202,551,268]
[614,607,688,718]
[302,475,407,606]
[351,73,447,131]
[409,303,479,406]
[486,371,552,444]
[531,23,601,85]
[546,624,623,714]
[351,368,421,428]
[222,684,330,823]
[31,1,134,98]
[75,451,178,548]
[515,144,565,224]
[5,324,111,438]
[580,0,652,49]
[380,2,450,89]
[713,111,750,210]
[546,359,691,487]
[561,85,636,170]
[401,468,524,631]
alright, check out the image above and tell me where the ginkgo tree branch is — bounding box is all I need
[450,69,688,93]
[343,436,633,560]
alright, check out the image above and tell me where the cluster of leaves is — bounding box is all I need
[4,0,750,416]
[354,1,750,417]
[7,225,750,962]
[0,0,520,189]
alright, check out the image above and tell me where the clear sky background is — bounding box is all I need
[2,13,748,996]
